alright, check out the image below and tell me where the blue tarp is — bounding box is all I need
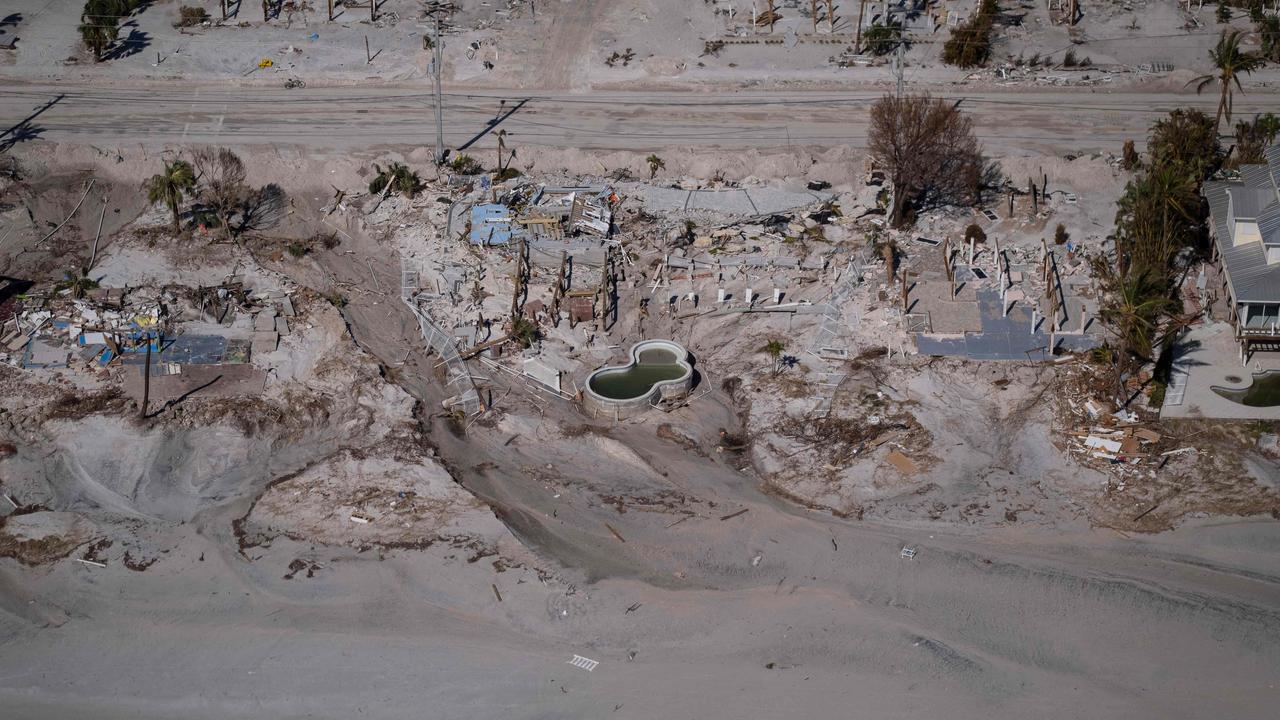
[470,204,519,246]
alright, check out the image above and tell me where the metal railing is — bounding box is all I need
[402,296,482,416]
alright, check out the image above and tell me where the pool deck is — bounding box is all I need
[1162,322,1280,420]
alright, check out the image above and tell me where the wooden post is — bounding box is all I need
[370,0,375,22]
[827,0,835,33]
[365,36,371,64]
[811,0,819,33]
[551,250,567,325]
[221,0,227,21]
[900,269,910,311]
[328,0,333,21]
[1030,176,1038,214]
[598,247,611,332]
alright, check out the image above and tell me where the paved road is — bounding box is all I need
[2,82,1276,155]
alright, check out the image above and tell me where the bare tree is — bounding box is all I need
[192,147,247,242]
[868,93,986,228]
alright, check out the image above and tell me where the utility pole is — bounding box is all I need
[894,41,904,97]
[854,0,867,52]
[328,0,333,21]
[826,0,835,33]
[432,16,445,165]
[370,0,375,23]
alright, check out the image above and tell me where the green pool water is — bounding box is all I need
[1212,371,1280,407]
[589,348,686,400]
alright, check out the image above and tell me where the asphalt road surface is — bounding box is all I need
[2,82,1276,155]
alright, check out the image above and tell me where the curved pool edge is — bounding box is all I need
[1210,369,1280,408]
[582,340,693,419]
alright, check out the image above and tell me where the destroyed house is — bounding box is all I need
[1203,144,1280,358]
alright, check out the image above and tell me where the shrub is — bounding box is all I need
[1260,15,1280,62]
[942,0,998,68]
[863,23,902,56]
[1054,223,1069,245]
[176,5,209,26]
[1122,139,1139,170]
[448,154,483,175]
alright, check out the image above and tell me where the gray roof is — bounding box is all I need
[1240,163,1272,187]
[1227,186,1276,219]
[1206,180,1280,303]
[1260,202,1280,240]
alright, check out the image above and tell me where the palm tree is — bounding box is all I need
[56,269,100,300]
[763,338,786,376]
[78,0,122,61]
[146,159,196,232]
[1095,264,1174,361]
[368,162,423,199]
[646,154,665,179]
[1189,30,1263,131]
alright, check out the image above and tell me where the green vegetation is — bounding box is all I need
[510,316,539,349]
[1189,30,1263,132]
[79,0,124,61]
[448,154,484,175]
[1231,113,1280,166]
[646,154,665,179]
[1061,48,1091,68]
[1259,15,1280,62]
[942,0,998,68]
[1094,109,1222,379]
[862,22,902,57]
[145,159,196,232]
[494,167,522,183]
[368,162,424,198]
[56,269,100,299]
[763,338,786,376]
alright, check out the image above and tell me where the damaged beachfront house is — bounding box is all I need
[1204,145,1280,360]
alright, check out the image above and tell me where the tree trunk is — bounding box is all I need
[170,201,181,232]
[1217,79,1229,131]
[889,180,909,228]
[141,339,152,418]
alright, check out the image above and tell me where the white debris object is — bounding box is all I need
[567,654,599,672]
